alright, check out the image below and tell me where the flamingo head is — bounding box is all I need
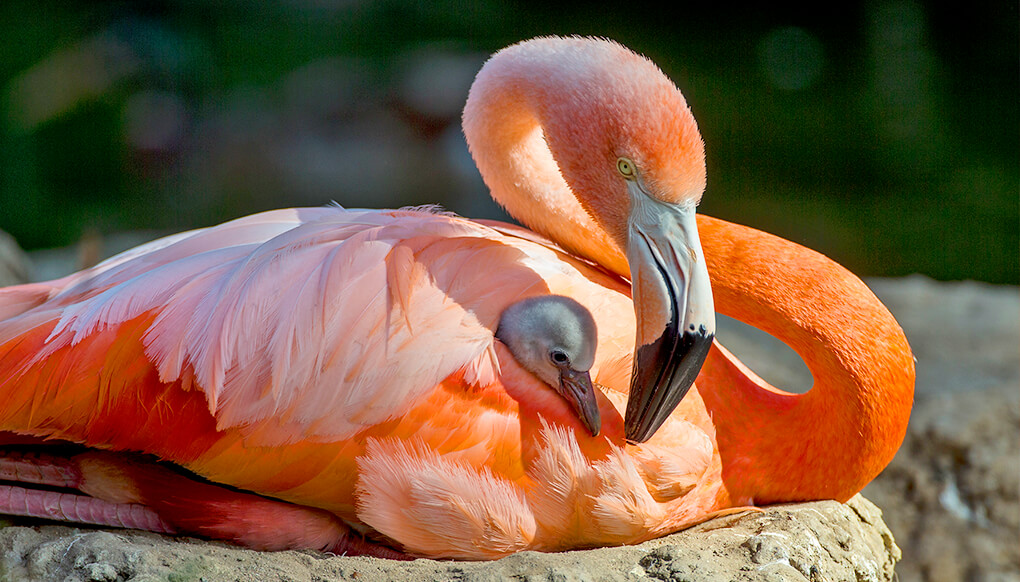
[529,38,715,443]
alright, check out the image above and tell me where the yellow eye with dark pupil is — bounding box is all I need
[617,157,636,178]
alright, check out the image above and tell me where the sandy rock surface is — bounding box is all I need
[1,232,1016,581]
[863,277,1019,582]
[0,497,896,582]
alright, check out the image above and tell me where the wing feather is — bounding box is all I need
[1,207,597,446]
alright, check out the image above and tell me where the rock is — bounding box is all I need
[863,276,1020,582]
[0,496,897,581]
[867,276,1019,397]
[0,230,31,286]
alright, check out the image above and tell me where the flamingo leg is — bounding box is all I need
[0,448,409,559]
[0,483,175,533]
[0,449,175,532]
[0,449,83,488]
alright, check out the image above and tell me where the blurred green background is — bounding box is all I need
[1,1,1016,283]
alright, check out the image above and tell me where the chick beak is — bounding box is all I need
[557,367,602,437]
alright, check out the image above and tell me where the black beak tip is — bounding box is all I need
[623,418,651,444]
[624,407,661,444]
[624,328,714,443]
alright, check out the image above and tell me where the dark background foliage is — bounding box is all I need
[2,0,1016,283]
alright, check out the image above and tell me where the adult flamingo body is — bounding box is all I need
[0,37,914,559]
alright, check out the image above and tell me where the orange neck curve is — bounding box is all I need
[695,216,915,505]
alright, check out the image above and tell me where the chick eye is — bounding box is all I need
[550,349,569,365]
[616,157,637,179]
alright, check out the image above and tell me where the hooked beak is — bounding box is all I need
[624,185,715,443]
[557,367,602,437]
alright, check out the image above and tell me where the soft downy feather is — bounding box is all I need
[356,418,716,557]
[356,437,536,559]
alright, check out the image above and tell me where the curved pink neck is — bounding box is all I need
[461,42,630,278]
[695,216,914,505]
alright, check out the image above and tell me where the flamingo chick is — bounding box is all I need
[496,295,601,436]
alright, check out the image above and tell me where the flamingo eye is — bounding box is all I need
[550,349,569,365]
[616,157,637,179]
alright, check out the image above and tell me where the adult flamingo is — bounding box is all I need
[0,36,914,559]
